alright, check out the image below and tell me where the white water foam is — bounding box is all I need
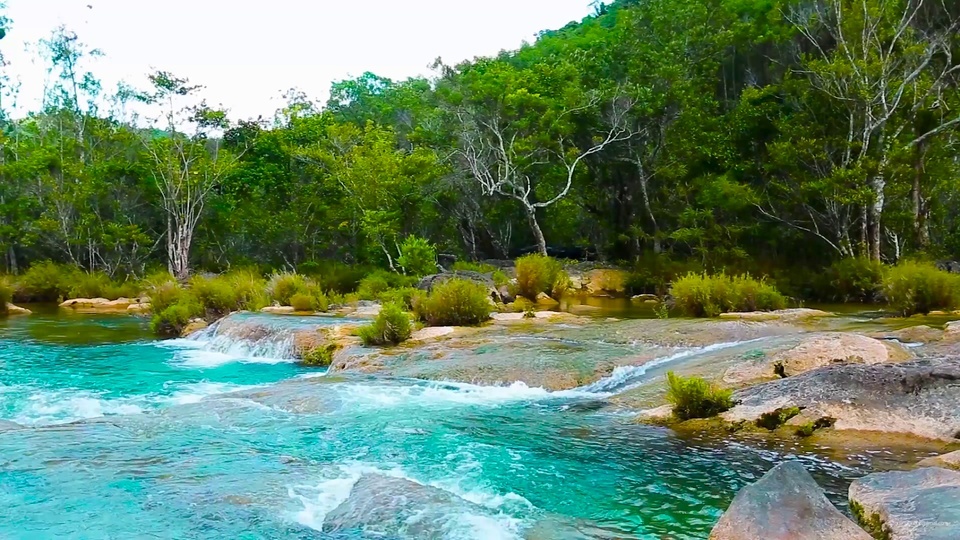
[289,462,529,539]
[161,322,297,367]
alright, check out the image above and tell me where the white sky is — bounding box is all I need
[3,0,593,121]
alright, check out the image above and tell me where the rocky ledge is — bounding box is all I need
[849,467,960,539]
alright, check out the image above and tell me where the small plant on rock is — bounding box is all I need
[358,303,413,346]
[300,342,341,367]
[665,371,734,420]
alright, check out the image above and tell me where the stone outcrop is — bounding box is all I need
[723,333,912,386]
[126,302,151,314]
[260,306,296,315]
[180,319,208,337]
[917,450,960,471]
[710,461,871,540]
[59,297,137,312]
[4,303,31,315]
[718,308,834,322]
[417,271,501,302]
[849,467,960,539]
[723,357,960,440]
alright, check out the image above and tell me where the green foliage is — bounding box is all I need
[397,235,437,277]
[226,270,270,311]
[416,279,492,326]
[150,302,203,338]
[146,278,189,315]
[377,286,425,310]
[189,275,239,316]
[665,372,734,421]
[883,261,960,316]
[300,342,341,367]
[14,261,75,302]
[290,293,317,312]
[267,272,308,306]
[670,273,787,317]
[357,303,413,346]
[65,271,140,300]
[755,407,802,430]
[451,261,509,287]
[819,258,884,303]
[0,276,13,311]
[357,270,416,300]
[514,255,569,301]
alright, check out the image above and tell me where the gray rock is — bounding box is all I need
[0,419,21,431]
[321,474,497,538]
[416,271,501,302]
[710,461,871,540]
[849,467,960,540]
[498,284,515,304]
[723,358,960,440]
[918,450,960,471]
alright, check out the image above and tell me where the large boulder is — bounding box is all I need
[321,474,498,537]
[417,271,501,302]
[710,461,871,540]
[723,357,960,440]
[4,303,31,315]
[723,333,912,386]
[918,451,960,471]
[849,467,960,539]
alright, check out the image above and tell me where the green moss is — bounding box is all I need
[850,500,892,540]
[300,342,341,367]
[794,416,836,437]
[665,372,734,420]
[755,406,802,430]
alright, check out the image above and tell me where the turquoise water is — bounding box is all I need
[1,312,877,539]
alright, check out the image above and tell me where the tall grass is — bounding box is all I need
[665,372,734,420]
[415,278,492,326]
[819,257,884,303]
[670,272,787,317]
[883,261,960,316]
[0,276,13,312]
[514,254,570,301]
[267,271,309,305]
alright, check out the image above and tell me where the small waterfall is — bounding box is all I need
[187,318,298,361]
[578,340,756,395]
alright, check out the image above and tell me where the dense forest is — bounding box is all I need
[1,0,959,293]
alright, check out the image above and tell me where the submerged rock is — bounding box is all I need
[321,474,497,537]
[723,333,912,386]
[724,357,960,440]
[5,303,31,315]
[59,297,136,311]
[849,467,960,539]
[0,419,21,431]
[180,319,208,338]
[710,461,870,540]
[917,450,960,471]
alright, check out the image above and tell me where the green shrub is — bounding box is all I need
[397,236,438,277]
[147,280,190,314]
[150,302,203,337]
[670,272,787,317]
[514,254,569,301]
[883,261,960,316]
[313,262,374,294]
[66,271,112,299]
[820,258,884,303]
[356,270,416,300]
[377,286,425,310]
[357,303,413,346]
[267,271,308,305]
[625,254,701,296]
[15,261,76,302]
[189,275,239,316]
[300,342,341,367]
[665,371,734,420]
[0,276,13,312]
[452,261,509,287]
[416,278,492,326]
[290,293,317,312]
[226,269,269,311]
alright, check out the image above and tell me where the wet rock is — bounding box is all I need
[181,319,208,337]
[718,308,834,322]
[631,294,659,303]
[580,268,627,297]
[0,419,22,431]
[524,516,623,539]
[260,306,296,315]
[917,450,960,471]
[321,474,496,537]
[417,271,501,302]
[943,321,960,341]
[59,297,135,312]
[710,461,870,540]
[849,467,960,540]
[409,326,455,342]
[5,303,31,315]
[498,285,515,304]
[870,325,945,345]
[723,333,912,386]
[536,292,560,306]
[724,357,960,440]
[127,302,151,314]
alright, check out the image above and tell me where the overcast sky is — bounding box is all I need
[3,0,594,120]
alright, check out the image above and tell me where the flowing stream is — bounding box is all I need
[0,311,894,539]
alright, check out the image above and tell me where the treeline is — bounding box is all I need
[1,0,959,286]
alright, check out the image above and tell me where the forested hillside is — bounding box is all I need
[1,0,958,285]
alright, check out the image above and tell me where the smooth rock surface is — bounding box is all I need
[126,302,151,314]
[917,450,960,471]
[724,358,960,440]
[59,297,135,311]
[180,319,208,337]
[710,461,871,540]
[260,306,296,315]
[849,467,960,540]
[5,303,31,315]
[718,308,834,322]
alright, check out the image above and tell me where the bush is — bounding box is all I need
[189,275,239,316]
[670,272,787,317]
[290,293,317,312]
[665,372,734,420]
[357,303,413,346]
[300,342,341,367]
[150,302,202,337]
[514,254,569,301]
[313,262,373,294]
[397,236,438,277]
[0,276,13,312]
[15,261,76,302]
[377,286,425,311]
[267,272,308,305]
[625,255,701,296]
[883,261,960,316]
[819,258,884,303]
[226,269,270,311]
[357,271,416,300]
[452,261,509,287]
[147,279,189,315]
[416,278,492,326]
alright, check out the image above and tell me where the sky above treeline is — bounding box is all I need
[3,0,594,120]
